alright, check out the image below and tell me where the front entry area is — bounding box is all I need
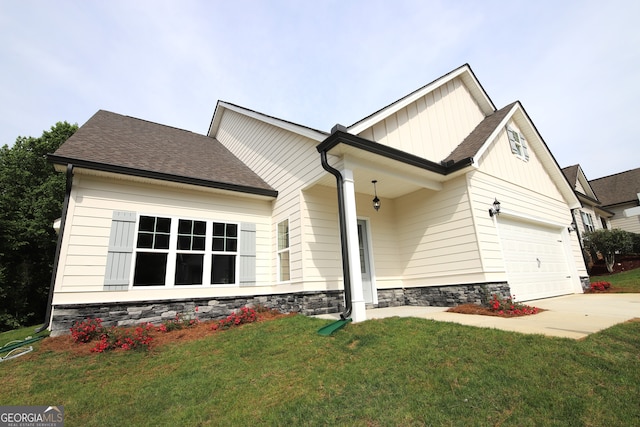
[357,219,375,304]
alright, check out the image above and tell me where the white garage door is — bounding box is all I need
[498,217,574,302]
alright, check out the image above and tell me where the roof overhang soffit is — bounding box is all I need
[316,130,474,197]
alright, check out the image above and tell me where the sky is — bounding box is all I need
[1,0,638,179]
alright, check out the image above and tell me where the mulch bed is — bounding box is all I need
[446,304,544,317]
[589,255,640,276]
[40,311,294,355]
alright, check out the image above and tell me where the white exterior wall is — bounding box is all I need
[608,204,640,234]
[472,122,587,279]
[356,77,485,161]
[214,109,327,287]
[52,173,274,305]
[395,176,485,286]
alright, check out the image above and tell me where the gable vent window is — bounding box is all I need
[507,126,530,161]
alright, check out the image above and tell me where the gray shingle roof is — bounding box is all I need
[590,168,640,206]
[561,165,579,188]
[50,110,276,196]
[443,102,516,164]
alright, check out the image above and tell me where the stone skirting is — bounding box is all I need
[50,291,345,337]
[377,282,511,308]
[50,282,511,336]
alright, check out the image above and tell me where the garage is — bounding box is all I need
[498,216,574,301]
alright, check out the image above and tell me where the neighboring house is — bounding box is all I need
[589,168,640,234]
[45,64,587,336]
[561,164,613,268]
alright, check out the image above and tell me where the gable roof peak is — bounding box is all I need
[347,63,496,135]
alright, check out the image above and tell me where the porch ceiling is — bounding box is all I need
[317,144,446,199]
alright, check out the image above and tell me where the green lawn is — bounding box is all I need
[2,313,639,426]
[592,267,640,292]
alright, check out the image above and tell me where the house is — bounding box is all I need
[561,164,613,268]
[589,168,640,234]
[45,64,588,336]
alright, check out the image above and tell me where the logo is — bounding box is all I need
[0,406,64,427]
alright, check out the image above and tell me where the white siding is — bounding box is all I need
[608,204,640,234]
[394,176,486,286]
[215,109,327,286]
[52,173,273,305]
[357,78,485,162]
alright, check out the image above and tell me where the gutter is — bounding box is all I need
[36,164,73,333]
[319,149,352,320]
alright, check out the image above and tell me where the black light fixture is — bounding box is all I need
[372,180,381,211]
[488,198,501,217]
[568,222,576,233]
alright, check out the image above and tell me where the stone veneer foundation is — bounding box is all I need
[50,282,512,336]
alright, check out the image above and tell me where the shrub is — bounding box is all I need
[584,229,633,273]
[589,281,612,292]
[71,317,154,352]
[70,318,104,343]
[157,307,200,333]
[487,294,539,316]
[211,306,258,331]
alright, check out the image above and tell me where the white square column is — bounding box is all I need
[341,168,366,322]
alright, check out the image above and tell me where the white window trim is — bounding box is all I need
[277,218,290,283]
[507,126,529,161]
[130,214,240,289]
[581,211,595,233]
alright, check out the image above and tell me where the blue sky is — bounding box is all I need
[1,0,638,179]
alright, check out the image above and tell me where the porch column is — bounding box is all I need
[341,167,366,322]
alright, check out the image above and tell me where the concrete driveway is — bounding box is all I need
[320,294,640,339]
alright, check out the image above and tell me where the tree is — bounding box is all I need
[584,229,633,273]
[0,122,77,331]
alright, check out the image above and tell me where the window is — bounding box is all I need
[600,217,608,229]
[175,219,206,285]
[211,222,237,284]
[277,219,290,281]
[133,216,239,287]
[581,211,595,233]
[507,126,529,161]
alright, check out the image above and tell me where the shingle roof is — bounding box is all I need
[589,168,640,206]
[50,110,276,196]
[442,102,516,164]
[561,165,579,188]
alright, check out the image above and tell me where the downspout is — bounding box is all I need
[36,163,73,333]
[319,150,352,320]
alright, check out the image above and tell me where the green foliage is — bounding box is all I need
[584,229,633,273]
[630,232,640,254]
[1,316,640,425]
[0,122,77,331]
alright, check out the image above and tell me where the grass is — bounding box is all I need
[592,267,640,292]
[1,314,639,426]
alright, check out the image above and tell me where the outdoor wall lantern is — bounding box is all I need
[568,222,576,233]
[372,180,381,212]
[488,198,501,217]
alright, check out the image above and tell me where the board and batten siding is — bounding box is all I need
[52,173,273,305]
[357,77,485,162]
[214,109,327,286]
